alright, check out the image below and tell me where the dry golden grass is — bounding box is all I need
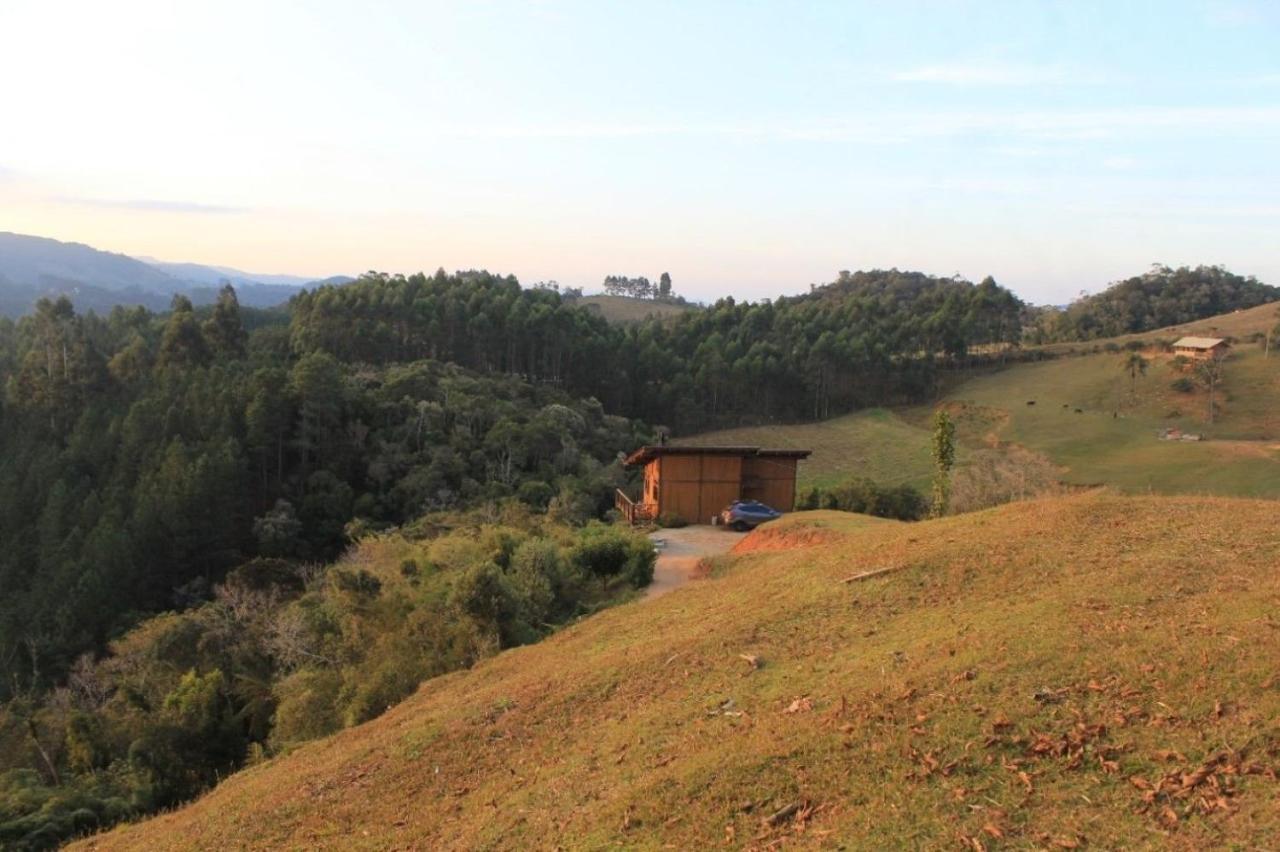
[79,494,1280,850]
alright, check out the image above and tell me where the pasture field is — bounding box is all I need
[934,343,1280,497]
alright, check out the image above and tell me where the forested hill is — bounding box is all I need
[0,287,648,702]
[1029,264,1279,342]
[292,268,1026,428]
[0,268,1025,692]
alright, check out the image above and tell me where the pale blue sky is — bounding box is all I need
[2,0,1279,303]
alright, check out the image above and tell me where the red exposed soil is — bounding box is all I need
[731,523,840,554]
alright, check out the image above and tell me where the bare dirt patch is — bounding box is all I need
[730,522,841,554]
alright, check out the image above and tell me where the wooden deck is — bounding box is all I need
[615,489,657,524]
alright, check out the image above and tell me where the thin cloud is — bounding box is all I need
[56,196,249,214]
[890,64,1080,86]
[431,105,1280,144]
[1102,156,1138,170]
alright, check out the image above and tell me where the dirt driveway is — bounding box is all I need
[645,525,746,599]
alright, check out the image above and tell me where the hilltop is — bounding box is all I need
[81,494,1280,849]
[574,293,697,324]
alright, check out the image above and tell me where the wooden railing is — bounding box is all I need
[615,489,657,524]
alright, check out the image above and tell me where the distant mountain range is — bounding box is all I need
[0,232,353,317]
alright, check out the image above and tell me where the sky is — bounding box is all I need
[2,0,1279,304]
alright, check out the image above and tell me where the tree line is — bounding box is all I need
[290,268,1027,432]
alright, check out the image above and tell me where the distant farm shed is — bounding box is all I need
[616,445,811,525]
[1172,336,1229,359]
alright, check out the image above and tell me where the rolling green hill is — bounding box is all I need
[682,302,1280,500]
[682,407,969,492]
[934,344,1280,497]
[79,495,1280,849]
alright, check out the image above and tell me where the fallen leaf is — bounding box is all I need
[782,697,813,714]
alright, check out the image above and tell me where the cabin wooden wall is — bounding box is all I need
[643,461,660,505]
[741,457,799,511]
[656,455,743,524]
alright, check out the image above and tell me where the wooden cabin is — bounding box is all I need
[1172,336,1229,360]
[616,445,812,525]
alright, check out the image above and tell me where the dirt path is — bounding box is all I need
[645,526,746,599]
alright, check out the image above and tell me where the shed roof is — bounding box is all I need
[1172,336,1228,349]
[623,445,812,467]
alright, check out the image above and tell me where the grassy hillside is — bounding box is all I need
[933,343,1280,497]
[680,407,974,491]
[685,303,1280,500]
[575,294,696,323]
[80,495,1280,850]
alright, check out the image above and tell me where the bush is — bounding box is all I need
[271,669,343,747]
[798,478,927,521]
[656,512,687,528]
[516,480,553,509]
[509,539,581,618]
[1170,377,1195,393]
[570,524,656,589]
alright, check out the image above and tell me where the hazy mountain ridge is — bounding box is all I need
[0,232,350,315]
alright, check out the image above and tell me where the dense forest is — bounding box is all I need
[1027,264,1280,342]
[290,268,1026,429]
[0,287,652,693]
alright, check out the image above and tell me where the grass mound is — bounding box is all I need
[79,494,1280,850]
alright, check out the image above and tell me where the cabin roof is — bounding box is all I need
[1172,336,1227,349]
[623,445,813,467]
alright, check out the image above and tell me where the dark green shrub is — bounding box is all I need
[570,525,656,589]
[799,477,926,521]
[516,480,553,509]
